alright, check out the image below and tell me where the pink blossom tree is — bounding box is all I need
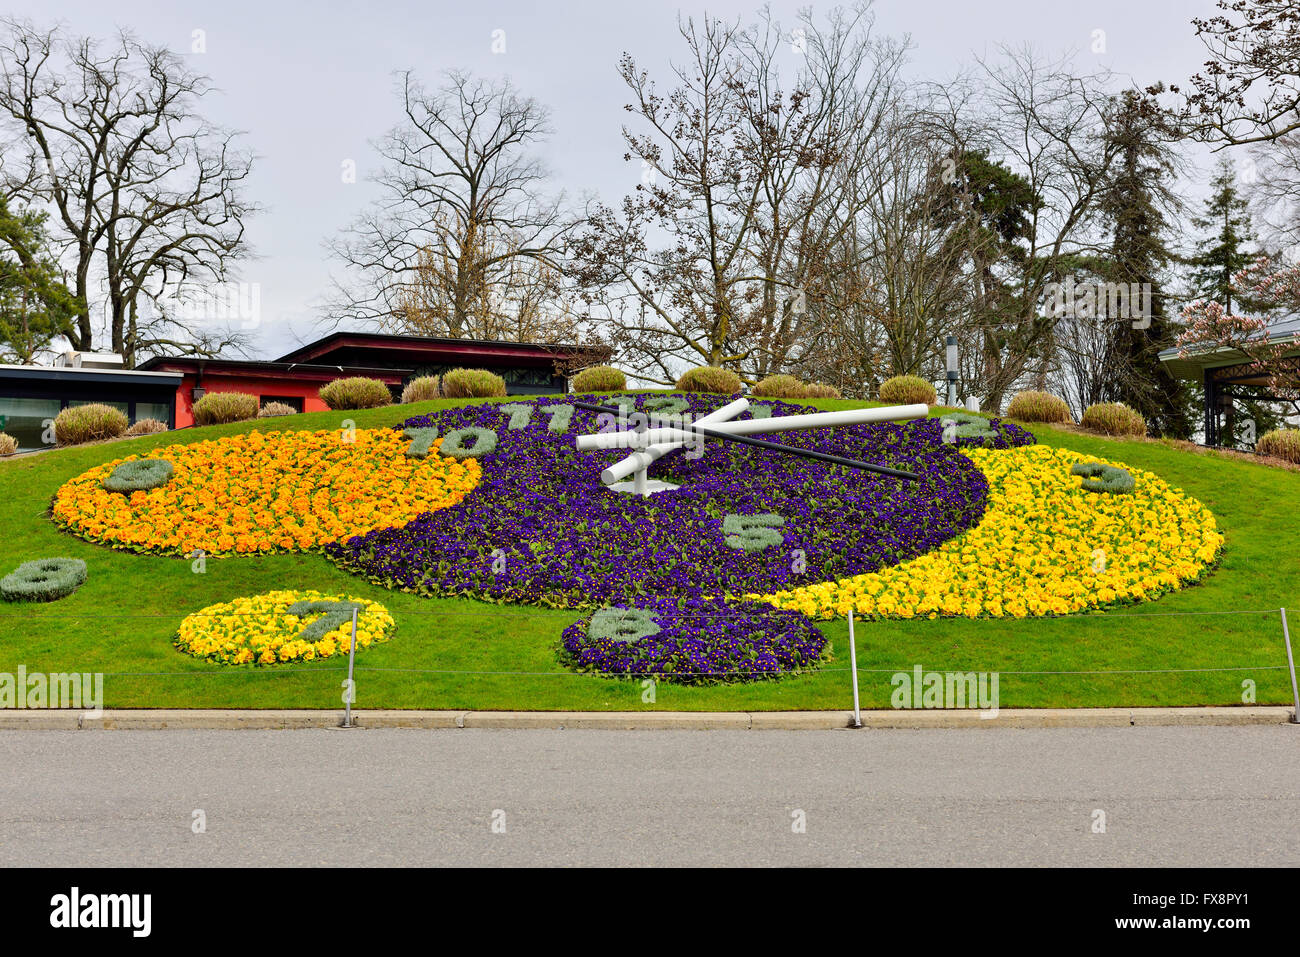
[1178,257,1300,405]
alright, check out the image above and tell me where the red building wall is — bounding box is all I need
[173,373,340,428]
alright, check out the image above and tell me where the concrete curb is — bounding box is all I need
[0,706,1292,730]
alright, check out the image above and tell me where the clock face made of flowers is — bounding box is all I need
[331,392,1005,609]
[51,391,1225,678]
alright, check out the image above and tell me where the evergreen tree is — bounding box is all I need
[1188,157,1260,313]
[1097,90,1193,438]
[0,200,79,364]
[1186,157,1284,445]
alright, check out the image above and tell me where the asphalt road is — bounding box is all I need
[1,726,1296,867]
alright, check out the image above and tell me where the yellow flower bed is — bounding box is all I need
[760,445,1223,620]
[175,590,395,665]
[52,428,479,556]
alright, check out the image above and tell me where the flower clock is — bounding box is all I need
[52,392,1224,681]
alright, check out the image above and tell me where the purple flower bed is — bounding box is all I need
[325,393,1032,608]
[559,597,827,682]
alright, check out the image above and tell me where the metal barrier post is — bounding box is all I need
[1282,608,1299,724]
[848,611,862,728]
[342,607,359,728]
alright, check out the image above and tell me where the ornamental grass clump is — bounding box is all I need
[125,418,169,437]
[675,365,741,394]
[53,403,128,445]
[192,391,258,426]
[442,368,508,398]
[803,382,841,399]
[572,365,626,392]
[1256,428,1300,464]
[878,375,936,406]
[1006,391,1071,424]
[320,377,392,410]
[0,433,16,456]
[1,558,87,602]
[1080,402,1146,437]
[257,402,298,418]
[400,376,441,404]
[751,374,807,399]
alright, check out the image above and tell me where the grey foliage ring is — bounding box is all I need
[1,558,88,602]
[103,458,174,493]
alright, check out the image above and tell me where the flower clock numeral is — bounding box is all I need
[498,403,534,430]
[1070,462,1135,495]
[642,395,690,419]
[723,513,786,551]
[587,606,661,644]
[439,427,499,459]
[941,413,998,445]
[103,458,174,493]
[403,426,439,458]
[538,404,574,433]
[287,599,364,644]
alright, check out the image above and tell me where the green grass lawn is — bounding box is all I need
[1,393,1297,711]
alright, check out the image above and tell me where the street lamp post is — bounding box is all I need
[945,335,959,407]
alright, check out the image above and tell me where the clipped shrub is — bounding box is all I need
[400,375,441,404]
[54,403,128,445]
[878,375,937,406]
[103,458,174,493]
[319,376,392,410]
[675,365,742,394]
[1256,428,1300,464]
[125,418,169,437]
[1,558,87,602]
[803,382,842,399]
[751,374,808,399]
[572,365,627,393]
[0,432,16,456]
[257,402,299,418]
[1006,390,1072,424]
[192,391,259,426]
[1071,461,1136,494]
[442,368,508,398]
[1080,402,1146,437]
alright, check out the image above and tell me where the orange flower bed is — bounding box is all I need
[52,428,480,556]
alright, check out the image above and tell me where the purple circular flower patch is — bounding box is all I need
[325,393,1032,608]
[560,597,827,682]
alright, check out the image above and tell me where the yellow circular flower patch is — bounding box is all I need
[52,428,480,556]
[176,590,395,665]
[759,445,1224,620]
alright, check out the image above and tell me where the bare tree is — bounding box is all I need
[1156,0,1300,147]
[0,19,255,363]
[738,4,908,381]
[571,16,764,382]
[328,70,576,342]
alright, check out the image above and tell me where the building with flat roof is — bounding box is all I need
[1158,317,1300,446]
[0,333,607,450]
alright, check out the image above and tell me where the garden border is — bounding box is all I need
[0,706,1291,730]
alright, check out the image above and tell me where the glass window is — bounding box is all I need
[134,401,171,425]
[0,397,60,452]
[260,395,303,413]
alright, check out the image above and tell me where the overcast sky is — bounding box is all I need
[17,0,1222,358]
